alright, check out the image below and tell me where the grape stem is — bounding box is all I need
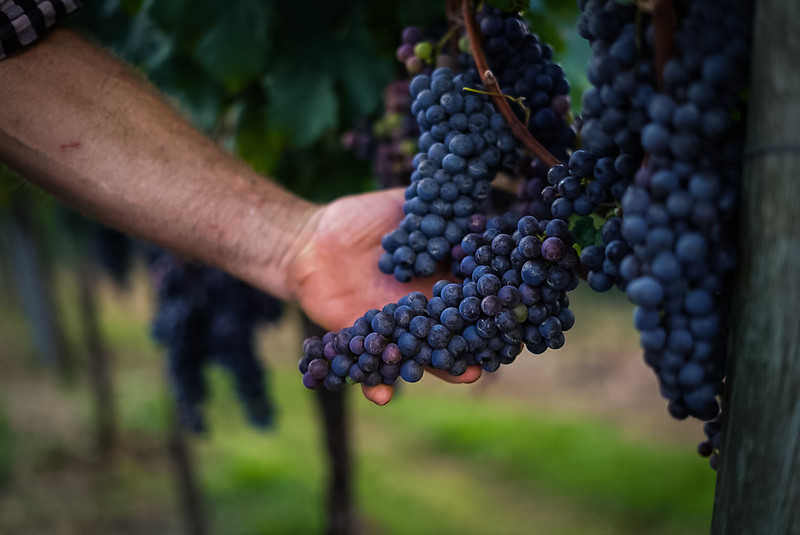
[460,0,561,167]
[652,0,674,91]
[462,87,531,127]
[445,0,464,58]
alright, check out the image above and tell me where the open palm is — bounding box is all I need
[290,188,481,404]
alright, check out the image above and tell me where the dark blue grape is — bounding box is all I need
[401,360,424,382]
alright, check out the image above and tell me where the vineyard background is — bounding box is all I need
[0,275,716,534]
[0,0,793,534]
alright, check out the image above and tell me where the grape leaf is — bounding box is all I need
[540,0,580,17]
[149,58,224,132]
[194,0,270,93]
[337,39,392,118]
[148,0,189,29]
[394,0,444,28]
[119,0,145,16]
[264,70,338,148]
[124,16,174,72]
[489,0,528,12]
[235,98,286,177]
[521,12,566,53]
[570,215,602,253]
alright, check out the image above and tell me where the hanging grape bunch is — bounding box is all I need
[302,0,753,470]
[304,5,578,390]
[149,249,283,433]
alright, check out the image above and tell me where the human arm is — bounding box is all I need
[0,28,481,403]
[0,27,313,303]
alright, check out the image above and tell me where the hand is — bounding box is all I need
[289,188,482,404]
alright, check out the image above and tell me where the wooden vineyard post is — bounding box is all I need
[75,259,117,461]
[302,315,354,535]
[710,0,800,532]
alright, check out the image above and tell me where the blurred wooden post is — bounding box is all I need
[710,0,800,532]
[75,259,117,460]
[303,315,354,535]
[168,409,208,535]
[316,387,353,535]
[2,201,72,376]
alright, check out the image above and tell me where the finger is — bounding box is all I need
[425,365,483,384]
[362,383,394,405]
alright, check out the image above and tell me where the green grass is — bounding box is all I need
[191,361,713,535]
[0,275,716,535]
[0,404,13,484]
[377,391,714,530]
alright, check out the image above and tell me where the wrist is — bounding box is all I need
[221,181,322,303]
[268,198,322,303]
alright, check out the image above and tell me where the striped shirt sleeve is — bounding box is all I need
[0,0,80,60]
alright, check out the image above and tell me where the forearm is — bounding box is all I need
[0,28,315,300]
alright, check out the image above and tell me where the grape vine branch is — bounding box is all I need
[651,0,675,91]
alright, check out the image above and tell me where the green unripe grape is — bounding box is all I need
[513,303,529,324]
[372,120,388,138]
[413,41,433,61]
[458,35,471,54]
[399,139,417,156]
[383,112,403,132]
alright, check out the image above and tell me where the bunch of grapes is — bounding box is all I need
[573,0,752,468]
[304,1,754,471]
[378,67,521,281]
[343,23,471,191]
[380,8,584,283]
[149,249,282,432]
[623,0,752,468]
[301,212,578,390]
[396,25,457,76]
[545,1,653,225]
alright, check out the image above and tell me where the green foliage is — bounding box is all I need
[0,403,13,485]
[265,70,339,148]
[149,58,224,132]
[235,100,286,177]
[118,0,145,17]
[69,0,405,200]
[392,0,445,30]
[194,0,272,93]
[0,165,21,208]
[570,215,603,253]
[147,0,188,27]
[489,0,528,12]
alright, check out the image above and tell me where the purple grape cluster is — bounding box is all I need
[622,0,752,468]
[545,0,655,222]
[379,67,520,282]
[396,26,457,75]
[149,250,282,432]
[301,212,578,391]
[574,0,752,468]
